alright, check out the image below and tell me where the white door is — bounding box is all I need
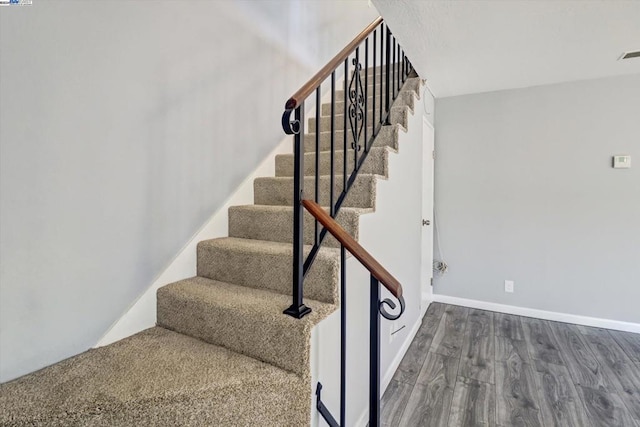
[421,116,435,300]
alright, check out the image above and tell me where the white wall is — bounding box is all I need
[0,0,378,383]
[433,74,640,325]
[311,82,428,426]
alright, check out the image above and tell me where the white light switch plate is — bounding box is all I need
[613,155,631,169]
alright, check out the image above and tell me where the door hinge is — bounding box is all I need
[432,150,435,159]
[430,278,433,286]
[422,219,430,226]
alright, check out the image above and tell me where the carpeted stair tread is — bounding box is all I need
[197,237,340,304]
[158,277,336,377]
[311,100,412,132]
[0,327,308,426]
[321,90,415,116]
[275,146,389,178]
[302,123,402,153]
[254,174,378,209]
[229,204,369,247]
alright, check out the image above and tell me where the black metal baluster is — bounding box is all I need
[402,51,405,83]
[330,72,335,217]
[343,58,348,197]
[396,42,400,96]
[364,38,369,152]
[392,37,396,99]
[284,105,311,319]
[379,25,383,127]
[369,274,381,427]
[315,88,321,245]
[353,46,360,173]
[385,26,391,125]
[340,245,347,427]
[372,29,377,137]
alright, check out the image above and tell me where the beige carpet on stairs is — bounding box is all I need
[0,75,422,427]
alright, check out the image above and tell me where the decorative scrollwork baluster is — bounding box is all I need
[348,58,365,151]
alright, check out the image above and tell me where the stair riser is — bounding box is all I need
[275,147,387,178]
[332,80,417,105]
[321,90,415,116]
[254,174,377,209]
[197,241,339,304]
[309,103,409,133]
[229,206,360,247]
[301,124,399,152]
[157,288,310,376]
[303,126,373,152]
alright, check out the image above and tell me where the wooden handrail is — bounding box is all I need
[284,16,384,110]
[301,199,402,299]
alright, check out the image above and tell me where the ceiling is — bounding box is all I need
[372,0,640,97]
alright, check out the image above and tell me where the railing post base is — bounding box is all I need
[283,304,312,319]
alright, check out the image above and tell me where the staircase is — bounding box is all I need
[0,20,421,427]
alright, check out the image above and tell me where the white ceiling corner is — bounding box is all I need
[372,0,640,97]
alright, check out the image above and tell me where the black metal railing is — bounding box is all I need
[281,16,413,427]
[302,200,405,427]
[281,18,412,319]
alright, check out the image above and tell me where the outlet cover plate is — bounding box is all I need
[505,280,514,293]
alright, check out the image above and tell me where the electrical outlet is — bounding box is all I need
[504,280,514,293]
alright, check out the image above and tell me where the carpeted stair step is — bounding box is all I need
[301,123,401,153]
[254,173,377,209]
[275,146,389,178]
[332,77,420,106]
[308,104,409,133]
[321,90,415,116]
[0,327,308,426]
[197,237,340,304]
[157,277,336,377]
[228,204,366,247]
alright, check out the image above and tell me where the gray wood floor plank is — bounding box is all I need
[495,312,526,340]
[429,305,469,358]
[522,317,564,366]
[399,352,458,427]
[449,376,496,426]
[380,379,413,427]
[393,330,436,386]
[495,336,530,365]
[466,308,494,337]
[425,302,447,320]
[548,322,616,391]
[459,310,495,384]
[495,360,543,426]
[532,358,593,427]
[579,326,640,421]
[392,306,444,385]
[576,385,639,427]
[608,330,640,366]
[385,305,640,427]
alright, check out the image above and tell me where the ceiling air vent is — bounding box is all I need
[620,50,640,60]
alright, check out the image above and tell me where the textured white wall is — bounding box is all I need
[0,0,378,382]
[434,74,640,324]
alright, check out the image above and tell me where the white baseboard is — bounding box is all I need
[354,298,432,427]
[95,137,291,347]
[432,294,640,334]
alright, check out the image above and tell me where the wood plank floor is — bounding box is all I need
[381,303,640,426]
